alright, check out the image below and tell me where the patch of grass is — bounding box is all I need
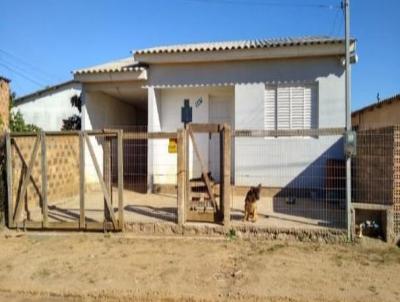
[31,268,51,279]
[227,229,237,241]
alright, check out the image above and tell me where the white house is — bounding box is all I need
[73,36,356,190]
[11,36,358,191]
[13,80,82,131]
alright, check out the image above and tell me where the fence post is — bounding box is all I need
[117,130,124,230]
[103,135,112,222]
[6,132,13,228]
[79,132,85,229]
[177,128,186,226]
[40,131,48,228]
[221,124,231,230]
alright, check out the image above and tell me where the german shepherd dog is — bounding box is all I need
[244,184,262,222]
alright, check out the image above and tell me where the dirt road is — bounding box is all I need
[0,231,398,302]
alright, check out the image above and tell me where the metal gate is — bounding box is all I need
[5,130,124,231]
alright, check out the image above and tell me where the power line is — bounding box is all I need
[0,62,46,88]
[0,48,62,82]
[334,9,344,36]
[329,7,341,36]
[0,56,55,84]
[176,0,339,9]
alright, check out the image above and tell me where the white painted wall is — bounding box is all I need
[13,82,82,131]
[148,56,346,188]
[83,91,138,130]
[148,87,234,187]
[83,90,138,183]
[234,61,345,188]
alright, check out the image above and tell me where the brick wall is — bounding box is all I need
[0,78,10,130]
[11,135,80,220]
[393,127,400,234]
[353,126,400,234]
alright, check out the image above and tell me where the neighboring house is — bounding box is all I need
[74,36,356,189]
[352,94,400,130]
[13,80,82,131]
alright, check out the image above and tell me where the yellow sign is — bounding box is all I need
[168,138,177,153]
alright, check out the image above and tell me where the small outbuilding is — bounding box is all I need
[13,80,82,131]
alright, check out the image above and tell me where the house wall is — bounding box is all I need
[13,83,82,131]
[83,91,139,184]
[148,86,234,186]
[148,56,346,188]
[352,101,400,130]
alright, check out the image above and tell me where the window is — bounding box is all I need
[264,84,317,130]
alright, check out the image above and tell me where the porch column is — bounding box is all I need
[147,87,161,193]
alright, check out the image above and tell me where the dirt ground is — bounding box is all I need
[0,231,399,302]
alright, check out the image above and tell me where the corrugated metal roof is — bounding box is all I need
[14,80,80,104]
[74,57,146,75]
[352,94,400,116]
[134,36,348,55]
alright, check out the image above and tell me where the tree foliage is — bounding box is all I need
[9,92,40,132]
[61,114,81,130]
[10,111,40,132]
[62,94,82,130]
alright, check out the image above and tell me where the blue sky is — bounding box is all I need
[0,0,398,110]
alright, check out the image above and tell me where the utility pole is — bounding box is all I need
[344,0,352,240]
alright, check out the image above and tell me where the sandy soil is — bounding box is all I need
[0,231,398,302]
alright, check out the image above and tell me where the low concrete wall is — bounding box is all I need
[123,222,347,243]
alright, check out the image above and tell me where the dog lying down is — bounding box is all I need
[244,184,262,222]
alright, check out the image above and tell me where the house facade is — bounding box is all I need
[13,80,82,131]
[74,36,355,189]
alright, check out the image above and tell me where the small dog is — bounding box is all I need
[244,184,262,222]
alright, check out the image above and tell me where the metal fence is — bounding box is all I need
[230,128,347,230]
[112,126,178,224]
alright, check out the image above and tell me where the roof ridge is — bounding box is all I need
[352,93,400,116]
[134,36,349,55]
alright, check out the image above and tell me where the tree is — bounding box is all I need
[62,94,81,130]
[9,92,40,132]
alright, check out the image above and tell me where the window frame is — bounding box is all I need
[264,82,319,135]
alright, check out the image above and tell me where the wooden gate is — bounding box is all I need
[177,123,231,226]
[5,130,124,231]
